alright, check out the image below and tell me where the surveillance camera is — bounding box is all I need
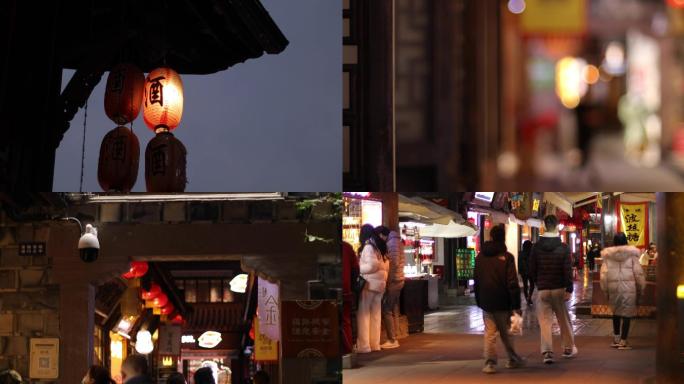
[78,224,99,262]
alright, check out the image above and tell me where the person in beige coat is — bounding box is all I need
[356,224,389,353]
[600,232,646,350]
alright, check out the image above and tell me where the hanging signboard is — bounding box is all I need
[254,317,278,362]
[617,202,649,248]
[258,277,281,341]
[281,300,339,358]
[158,325,181,355]
[29,338,59,379]
[520,0,587,36]
[510,192,533,221]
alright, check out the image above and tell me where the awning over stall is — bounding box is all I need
[399,195,478,238]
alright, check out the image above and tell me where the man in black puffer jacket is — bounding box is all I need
[529,215,577,364]
[474,224,524,374]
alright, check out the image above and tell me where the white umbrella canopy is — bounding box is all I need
[419,220,478,238]
[399,195,479,238]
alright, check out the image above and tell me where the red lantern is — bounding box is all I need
[104,63,145,125]
[143,67,184,133]
[153,293,169,308]
[131,261,148,277]
[98,126,140,192]
[145,132,187,192]
[122,261,148,279]
[142,283,162,300]
[668,0,684,9]
[160,304,174,315]
[171,314,183,324]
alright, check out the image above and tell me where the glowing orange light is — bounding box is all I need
[143,67,184,133]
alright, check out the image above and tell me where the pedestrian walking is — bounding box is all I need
[375,225,405,349]
[530,215,578,364]
[518,240,535,306]
[167,372,187,384]
[194,367,215,384]
[342,241,359,354]
[587,243,601,272]
[82,365,115,384]
[356,224,389,353]
[474,224,525,374]
[600,232,646,350]
[253,370,270,384]
[121,355,152,384]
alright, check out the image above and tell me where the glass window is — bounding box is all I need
[210,279,221,302]
[197,280,210,303]
[222,280,234,302]
[185,280,197,303]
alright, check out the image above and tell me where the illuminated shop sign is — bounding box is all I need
[197,331,222,349]
[181,335,196,344]
[474,192,494,203]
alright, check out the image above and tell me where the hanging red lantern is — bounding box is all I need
[131,261,149,277]
[97,126,140,192]
[153,293,169,308]
[145,132,187,192]
[160,303,175,315]
[143,67,184,133]
[668,0,684,9]
[141,282,161,300]
[122,261,148,279]
[104,63,145,125]
[171,314,183,324]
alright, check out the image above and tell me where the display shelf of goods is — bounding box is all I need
[455,248,476,280]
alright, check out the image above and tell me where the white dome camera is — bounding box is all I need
[78,224,99,262]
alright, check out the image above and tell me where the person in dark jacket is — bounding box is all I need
[587,243,600,272]
[376,225,405,349]
[518,240,534,306]
[193,367,215,384]
[474,224,524,374]
[121,354,152,384]
[167,372,187,384]
[529,215,577,364]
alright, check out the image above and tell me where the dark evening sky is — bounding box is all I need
[53,0,340,192]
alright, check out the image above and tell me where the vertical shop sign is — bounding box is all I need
[254,317,278,362]
[281,300,339,358]
[158,324,181,355]
[618,202,648,247]
[258,277,280,341]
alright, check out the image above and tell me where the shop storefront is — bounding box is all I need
[343,193,384,251]
[592,194,658,318]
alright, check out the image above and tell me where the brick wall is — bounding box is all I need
[0,221,59,383]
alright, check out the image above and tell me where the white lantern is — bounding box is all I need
[135,330,154,354]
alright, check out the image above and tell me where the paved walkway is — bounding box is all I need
[344,273,657,384]
[496,133,684,190]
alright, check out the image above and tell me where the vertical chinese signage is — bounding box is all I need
[158,324,181,355]
[254,317,278,362]
[257,277,280,341]
[618,202,648,247]
[29,338,59,379]
[281,300,339,358]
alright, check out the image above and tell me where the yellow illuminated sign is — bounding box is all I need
[521,0,587,35]
[677,284,684,299]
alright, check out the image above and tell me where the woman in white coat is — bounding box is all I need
[356,224,389,353]
[600,232,646,350]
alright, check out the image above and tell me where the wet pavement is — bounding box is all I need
[496,133,684,191]
[344,270,657,383]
